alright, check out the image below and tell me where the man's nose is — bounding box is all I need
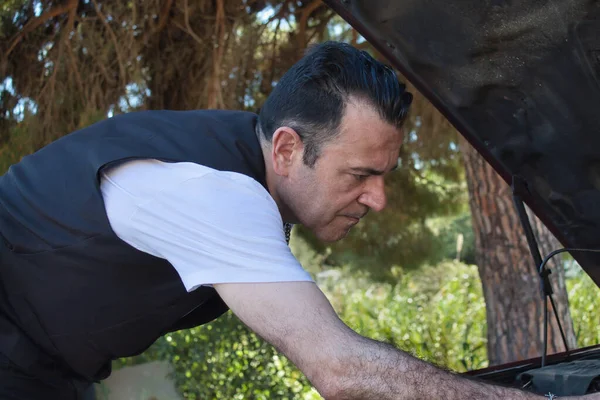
[358,176,387,212]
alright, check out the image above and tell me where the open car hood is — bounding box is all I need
[325,0,600,286]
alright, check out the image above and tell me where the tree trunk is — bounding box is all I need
[459,138,576,365]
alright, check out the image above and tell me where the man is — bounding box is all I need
[0,41,595,399]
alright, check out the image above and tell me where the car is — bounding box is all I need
[325,0,600,396]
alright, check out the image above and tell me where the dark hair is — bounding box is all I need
[257,41,413,167]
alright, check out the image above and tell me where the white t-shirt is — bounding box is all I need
[100,159,313,292]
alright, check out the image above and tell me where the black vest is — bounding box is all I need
[0,110,266,381]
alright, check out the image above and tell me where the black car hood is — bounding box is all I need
[325,0,600,286]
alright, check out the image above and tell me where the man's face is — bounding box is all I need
[283,100,403,242]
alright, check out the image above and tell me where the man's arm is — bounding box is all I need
[214,281,597,400]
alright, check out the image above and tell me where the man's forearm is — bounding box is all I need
[329,333,595,400]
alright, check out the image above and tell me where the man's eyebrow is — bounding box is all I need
[350,165,397,175]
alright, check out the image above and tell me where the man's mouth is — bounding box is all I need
[343,214,363,224]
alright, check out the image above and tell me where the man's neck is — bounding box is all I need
[261,144,294,223]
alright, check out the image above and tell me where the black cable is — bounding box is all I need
[549,295,568,360]
[538,247,600,368]
[540,295,552,368]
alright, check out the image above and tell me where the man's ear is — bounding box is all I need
[271,127,303,176]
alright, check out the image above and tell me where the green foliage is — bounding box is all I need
[0,0,28,35]
[567,270,600,348]
[0,121,35,174]
[118,312,318,400]
[428,212,476,265]
[319,261,488,372]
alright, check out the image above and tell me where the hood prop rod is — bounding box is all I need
[511,175,569,368]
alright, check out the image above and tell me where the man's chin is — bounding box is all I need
[316,227,352,243]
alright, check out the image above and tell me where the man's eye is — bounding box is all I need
[352,174,368,181]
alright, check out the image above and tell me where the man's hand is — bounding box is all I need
[214,281,596,399]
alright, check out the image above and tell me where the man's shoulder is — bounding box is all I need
[114,109,258,122]
[105,160,271,203]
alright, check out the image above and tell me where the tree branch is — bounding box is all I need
[37,0,78,144]
[300,0,324,25]
[65,40,85,104]
[5,0,79,59]
[208,0,227,109]
[296,0,324,58]
[309,10,334,43]
[90,0,127,87]
[183,0,204,45]
[140,0,174,46]
[157,0,174,33]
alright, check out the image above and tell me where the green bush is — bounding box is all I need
[0,122,35,174]
[567,270,600,348]
[318,261,488,372]
[118,311,318,400]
